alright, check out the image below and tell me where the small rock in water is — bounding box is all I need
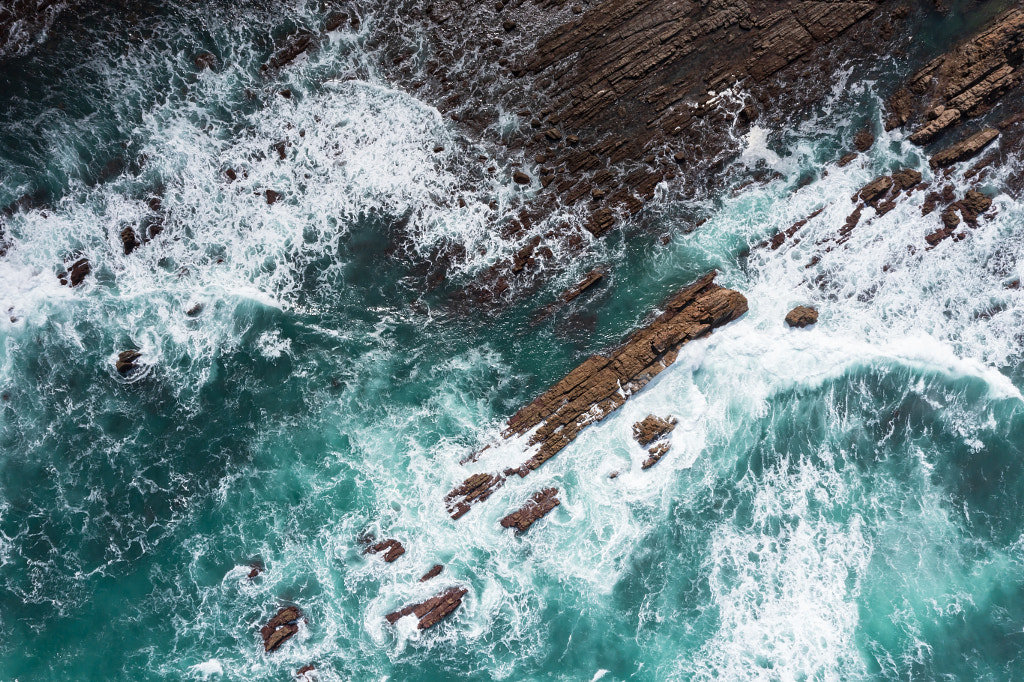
[59,257,91,287]
[512,170,530,184]
[296,664,316,678]
[386,586,468,629]
[116,350,142,376]
[186,303,204,317]
[502,19,516,31]
[260,606,302,653]
[247,559,263,579]
[194,52,216,70]
[632,415,676,447]
[120,227,139,255]
[853,127,875,152]
[364,538,405,562]
[420,564,444,582]
[266,189,281,205]
[500,488,560,533]
[642,442,670,470]
[785,306,819,328]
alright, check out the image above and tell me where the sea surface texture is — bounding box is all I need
[2,1,1024,680]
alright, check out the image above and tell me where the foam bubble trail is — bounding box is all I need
[2,3,1024,681]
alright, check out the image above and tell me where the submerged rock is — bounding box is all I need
[260,606,301,652]
[297,664,316,678]
[194,52,216,71]
[499,488,560,533]
[260,29,315,74]
[632,414,676,447]
[785,306,818,328]
[385,586,468,629]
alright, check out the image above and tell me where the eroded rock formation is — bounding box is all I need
[385,586,468,629]
[260,606,301,653]
[499,487,560,533]
[785,306,818,328]
[632,415,677,447]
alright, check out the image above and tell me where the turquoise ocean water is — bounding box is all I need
[2,2,1024,680]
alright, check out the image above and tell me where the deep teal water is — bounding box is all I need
[2,2,1024,680]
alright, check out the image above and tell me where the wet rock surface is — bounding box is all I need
[502,272,746,474]
[260,606,301,653]
[642,442,670,470]
[499,488,560,533]
[445,471,505,519]
[116,350,141,376]
[58,257,90,287]
[785,306,819,328]
[365,538,406,562]
[385,586,468,630]
[632,415,676,447]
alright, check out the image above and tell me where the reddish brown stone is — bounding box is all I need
[632,415,676,447]
[500,488,560,533]
[386,586,468,629]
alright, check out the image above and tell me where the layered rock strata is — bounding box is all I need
[632,415,677,447]
[445,272,746,518]
[385,586,468,630]
[499,488,561,533]
[260,606,301,653]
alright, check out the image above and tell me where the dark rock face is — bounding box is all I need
[365,538,405,562]
[260,29,315,74]
[116,350,141,375]
[260,606,301,653]
[420,564,444,582]
[785,306,819,328]
[499,488,560,533]
[297,664,316,678]
[58,257,90,287]
[120,227,139,255]
[266,189,282,205]
[853,128,875,152]
[385,586,468,630]
[194,52,216,71]
[512,170,530,184]
[632,415,676,447]
[247,560,263,580]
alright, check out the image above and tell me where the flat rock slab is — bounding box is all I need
[500,488,560,533]
[385,586,468,630]
[445,471,504,519]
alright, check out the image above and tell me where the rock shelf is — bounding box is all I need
[499,488,561,533]
[385,586,468,630]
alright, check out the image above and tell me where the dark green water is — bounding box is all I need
[2,2,1024,680]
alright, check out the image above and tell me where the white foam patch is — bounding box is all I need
[189,659,224,678]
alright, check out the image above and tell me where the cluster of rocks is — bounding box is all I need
[633,414,677,469]
[57,257,90,287]
[499,488,561,533]
[445,272,745,522]
[364,537,406,563]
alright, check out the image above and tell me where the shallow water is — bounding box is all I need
[2,2,1024,680]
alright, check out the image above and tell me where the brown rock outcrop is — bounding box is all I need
[365,538,405,563]
[785,306,819,328]
[642,442,670,470]
[445,471,504,520]
[420,564,444,582]
[561,268,605,303]
[385,586,468,630]
[632,415,676,447]
[930,128,999,168]
[261,29,315,74]
[501,272,746,474]
[59,257,90,287]
[297,664,316,678]
[499,488,560,533]
[261,606,301,653]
